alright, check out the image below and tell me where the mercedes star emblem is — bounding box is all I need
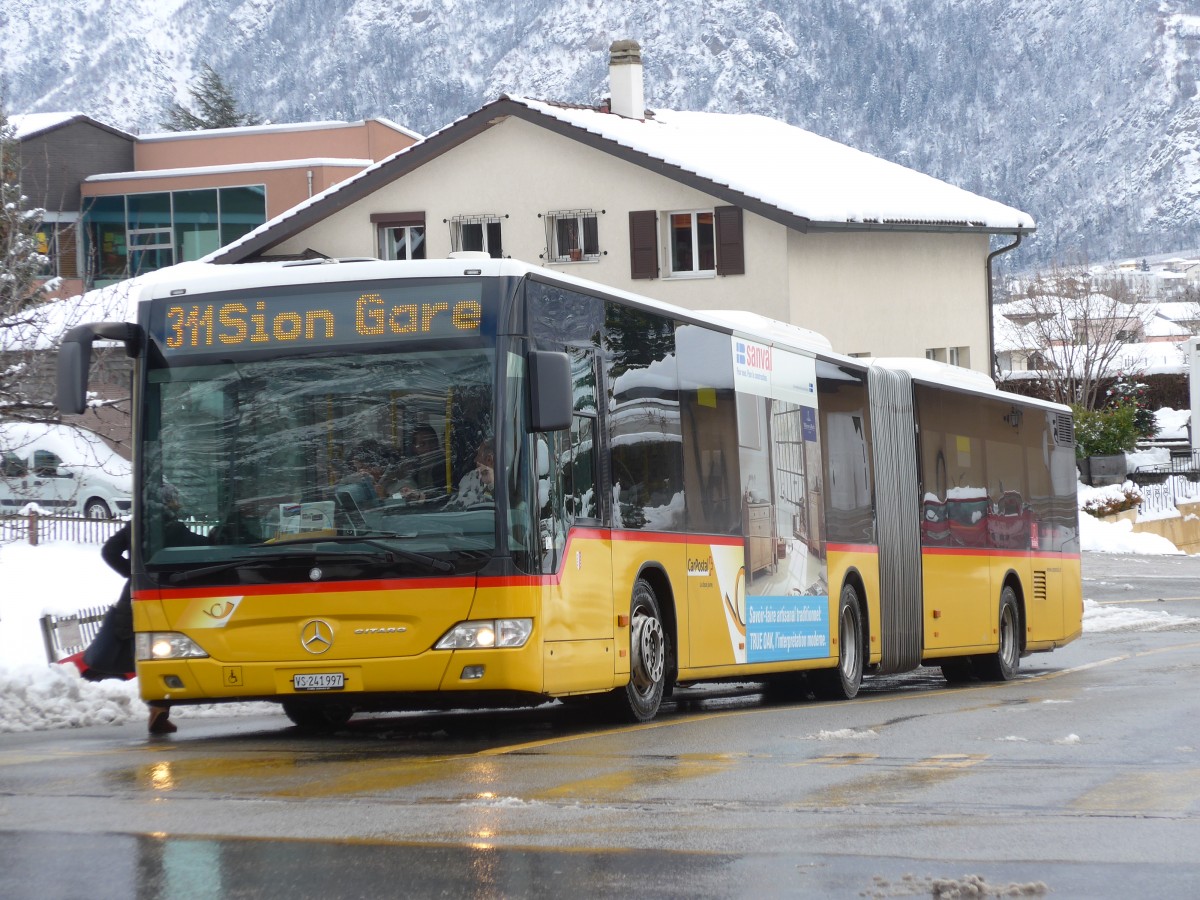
[300,619,334,654]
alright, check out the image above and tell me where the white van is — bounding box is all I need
[0,423,133,519]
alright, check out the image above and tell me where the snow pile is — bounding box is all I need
[1078,508,1182,555]
[804,728,878,740]
[1154,407,1191,441]
[0,664,144,732]
[1082,598,1199,632]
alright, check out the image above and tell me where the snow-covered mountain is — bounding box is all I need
[4,0,1200,268]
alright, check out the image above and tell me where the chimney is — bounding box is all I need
[608,39,644,119]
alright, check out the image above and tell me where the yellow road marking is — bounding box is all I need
[787,753,883,768]
[1072,769,1200,814]
[914,754,987,769]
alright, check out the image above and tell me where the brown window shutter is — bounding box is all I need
[58,226,79,279]
[715,206,745,276]
[628,210,658,279]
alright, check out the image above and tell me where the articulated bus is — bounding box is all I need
[58,258,1081,729]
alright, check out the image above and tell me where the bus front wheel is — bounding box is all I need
[617,578,668,722]
[814,583,864,700]
[976,586,1020,681]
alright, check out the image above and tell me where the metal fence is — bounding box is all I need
[0,512,125,546]
[1136,475,1200,517]
[39,605,111,664]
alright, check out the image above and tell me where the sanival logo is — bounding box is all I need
[735,340,772,383]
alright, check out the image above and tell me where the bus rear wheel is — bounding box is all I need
[616,578,668,722]
[975,587,1020,682]
[814,583,864,700]
[282,701,353,732]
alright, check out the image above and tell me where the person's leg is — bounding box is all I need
[147,701,176,734]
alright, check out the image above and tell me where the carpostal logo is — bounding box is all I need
[736,340,772,373]
[687,555,714,577]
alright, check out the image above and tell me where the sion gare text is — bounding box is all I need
[164,295,483,350]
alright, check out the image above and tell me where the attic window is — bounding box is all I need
[544,209,600,263]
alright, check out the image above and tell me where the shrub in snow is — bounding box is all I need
[1079,481,1143,517]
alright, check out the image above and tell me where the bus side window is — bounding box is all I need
[539,431,567,570]
[568,415,597,521]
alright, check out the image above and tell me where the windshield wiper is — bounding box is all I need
[250,533,456,573]
[164,540,453,585]
[164,555,277,585]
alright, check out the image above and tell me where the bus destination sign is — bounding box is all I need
[152,281,486,355]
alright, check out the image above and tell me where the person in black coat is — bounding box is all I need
[84,485,203,734]
[83,523,133,677]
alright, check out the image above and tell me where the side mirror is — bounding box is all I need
[57,337,90,415]
[527,351,572,432]
[56,322,144,415]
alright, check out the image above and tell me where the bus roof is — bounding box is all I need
[131,258,1068,411]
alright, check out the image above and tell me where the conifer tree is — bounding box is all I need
[161,64,262,131]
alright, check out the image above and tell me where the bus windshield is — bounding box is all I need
[141,346,496,580]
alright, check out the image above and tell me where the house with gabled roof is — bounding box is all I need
[217,41,1035,371]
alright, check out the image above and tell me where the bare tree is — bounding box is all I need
[1002,258,1158,409]
[0,103,56,424]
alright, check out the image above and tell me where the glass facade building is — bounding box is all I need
[82,186,266,286]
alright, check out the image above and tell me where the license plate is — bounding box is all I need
[293,672,345,691]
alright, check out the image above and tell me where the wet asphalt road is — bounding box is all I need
[1,552,1198,899]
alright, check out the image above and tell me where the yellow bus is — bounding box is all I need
[58,258,1082,729]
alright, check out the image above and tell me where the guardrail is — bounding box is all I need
[39,605,111,664]
[1136,474,1200,517]
[1129,449,1200,486]
[0,512,126,546]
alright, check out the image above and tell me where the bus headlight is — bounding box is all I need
[135,632,210,660]
[435,619,533,650]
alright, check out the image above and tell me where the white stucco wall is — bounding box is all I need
[787,229,991,367]
[270,116,992,370]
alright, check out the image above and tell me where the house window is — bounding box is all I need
[668,210,716,276]
[382,226,426,260]
[372,212,426,260]
[544,209,600,263]
[449,214,504,258]
[1026,351,1052,371]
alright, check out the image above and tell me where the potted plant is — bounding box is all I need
[1073,404,1138,486]
[569,248,582,262]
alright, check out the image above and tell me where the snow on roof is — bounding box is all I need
[85,158,372,182]
[0,262,215,351]
[8,112,134,141]
[869,357,1003,396]
[0,422,131,478]
[137,118,422,142]
[213,95,1034,264]
[509,97,1035,231]
[703,310,833,354]
[137,117,422,142]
